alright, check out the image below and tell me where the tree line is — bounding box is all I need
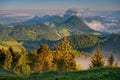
[0,37,117,75]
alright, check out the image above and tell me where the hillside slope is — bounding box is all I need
[58,16,95,34]
[0,67,120,80]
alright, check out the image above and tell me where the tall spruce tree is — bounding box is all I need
[53,49,64,71]
[90,45,104,68]
[28,50,37,72]
[108,52,114,66]
[36,44,53,72]
[54,37,77,71]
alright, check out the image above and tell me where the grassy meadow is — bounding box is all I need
[0,67,120,80]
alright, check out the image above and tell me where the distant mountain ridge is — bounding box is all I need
[0,15,97,41]
[60,16,94,34]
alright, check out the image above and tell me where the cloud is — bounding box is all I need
[85,19,120,33]
[76,55,120,70]
[63,8,91,17]
[4,13,31,17]
[0,8,91,18]
[84,20,105,31]
[0,10,32,18]
[0,9,65,18]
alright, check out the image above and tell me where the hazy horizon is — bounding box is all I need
[0,0,120,17]
[0,0,120,11]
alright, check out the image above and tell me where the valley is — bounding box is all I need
[0,3,120,79]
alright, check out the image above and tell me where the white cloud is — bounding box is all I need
[63,8,92,17]
[85,21,105,31]
[85,20,120,34]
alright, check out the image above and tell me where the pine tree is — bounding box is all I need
[3,50,13,70]
[54,37,77,71]
[53,49,64,71]
[108,52,114,66]
[7,47,30,74]
[0,48,6,67]
[62,37,76,71]
[12,53,31,74]
[36,44,53,72]
[28,50,37,72]
[90,45,104,68]
[0,48,13,70]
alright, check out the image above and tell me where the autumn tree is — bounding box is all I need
[35,44,53,72]
[21,48,27,55]
[90,45,104,68]
[12,52,30,74]
[0,47,30,74]
[9,47,15,57]
[0,48,6,67]
[0,48,13,70]
[53,49,63,71]
[8,47,30,74]
[53,37,77,71]
[3,50,13,70]
[27,50,37,72]
[8,47,16,68]
[108,52,114,66]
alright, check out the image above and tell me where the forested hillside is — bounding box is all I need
[0,0,120,80]
[0,37,120,80]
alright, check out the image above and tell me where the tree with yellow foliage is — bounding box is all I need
[53,49,64,71]
[3,50,13,70]
[90,45,104,68]
[0,48,13,70]
[53,37,77,71]
[36,44,53,72]
[8,47,30,74]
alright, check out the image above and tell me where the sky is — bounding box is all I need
[0,0,120,17]
[0,0,120,11]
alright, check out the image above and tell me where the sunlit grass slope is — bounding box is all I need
[0,41,24,52]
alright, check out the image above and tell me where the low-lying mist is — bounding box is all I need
[76,55,120,70]
[84,20,120,34]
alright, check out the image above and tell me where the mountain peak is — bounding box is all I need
[64,15,81,23]
[69,15,80,20]
[32,16,40,20]
[62,15,95,33]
